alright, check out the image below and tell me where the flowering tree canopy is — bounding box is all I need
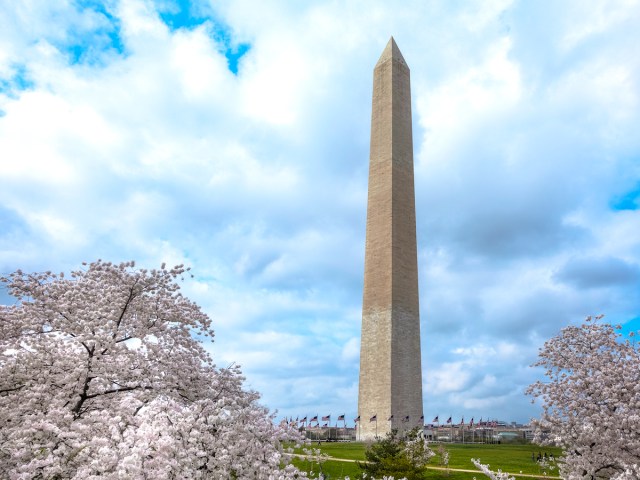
[527,315,640,480]
[0,260,303,479]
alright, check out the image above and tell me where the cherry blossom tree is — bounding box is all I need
[527,315,640,480]
[0,260,304,479]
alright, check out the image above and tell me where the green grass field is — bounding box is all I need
[291,442,563,479]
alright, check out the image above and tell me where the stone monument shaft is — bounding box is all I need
[358,37,423,440]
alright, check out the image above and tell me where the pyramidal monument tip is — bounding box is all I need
[376,36,408,67]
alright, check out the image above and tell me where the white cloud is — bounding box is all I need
[560,0,640,52]
[341,337,360,363]
[427,362,473,393]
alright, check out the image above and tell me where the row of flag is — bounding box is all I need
[285,415,499,428]
[360,414,424,423]
[427,416,498,427]
[288,414,346,424]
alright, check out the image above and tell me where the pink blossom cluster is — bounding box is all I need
[0,260,305,479]
[403,432,435,468]
[471,458,515,480]
[527,315,640,479]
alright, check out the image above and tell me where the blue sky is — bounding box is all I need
[1,0,639,425]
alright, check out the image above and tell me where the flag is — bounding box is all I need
[446,416,452,424]
[322,423,328,427]
[355,416,360,422]
[420,415,424,421]
[301,416,307,423]
[403,415,410,422]
[469,417,474,427]
[388,415,394,421]
[432,416,439,423]
[338,414,345,421]
[310,415,318,422]
[322,415,330,421]
[460,417,464,426]
[370,415,377,422]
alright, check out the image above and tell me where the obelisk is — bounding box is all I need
[358,37,423,440]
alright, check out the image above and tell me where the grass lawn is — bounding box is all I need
[434,443,562,475]
[310,442,367,461]
[291,457,362,479]
[290,442,563,479]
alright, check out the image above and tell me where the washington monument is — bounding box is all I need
[358,37,423,440]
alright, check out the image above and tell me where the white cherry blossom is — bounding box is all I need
[0,260,304,479]
[527,315,640,480]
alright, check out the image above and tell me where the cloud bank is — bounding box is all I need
[1,0,639,424]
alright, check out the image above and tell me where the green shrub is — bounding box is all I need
[357,429,431,480]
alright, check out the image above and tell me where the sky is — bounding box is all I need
[1,0,639,426]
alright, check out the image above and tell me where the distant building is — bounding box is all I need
[423,422,536,443]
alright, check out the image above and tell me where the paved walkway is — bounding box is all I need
[291,453,563,479]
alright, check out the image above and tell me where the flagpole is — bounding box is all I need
[487,416,490,444]
[470,418,474,443]
[450,415,453,443]
[487,417,493,444]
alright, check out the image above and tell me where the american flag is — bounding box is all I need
[403,415,410,422]
[388,415,394,421]
[355,416,360,422]
[310,415,318,422]
[322,415,330,421]
[338,414,345,421]
[370,415,377,422]
[432,416,439,423]
[446,416,452,424]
